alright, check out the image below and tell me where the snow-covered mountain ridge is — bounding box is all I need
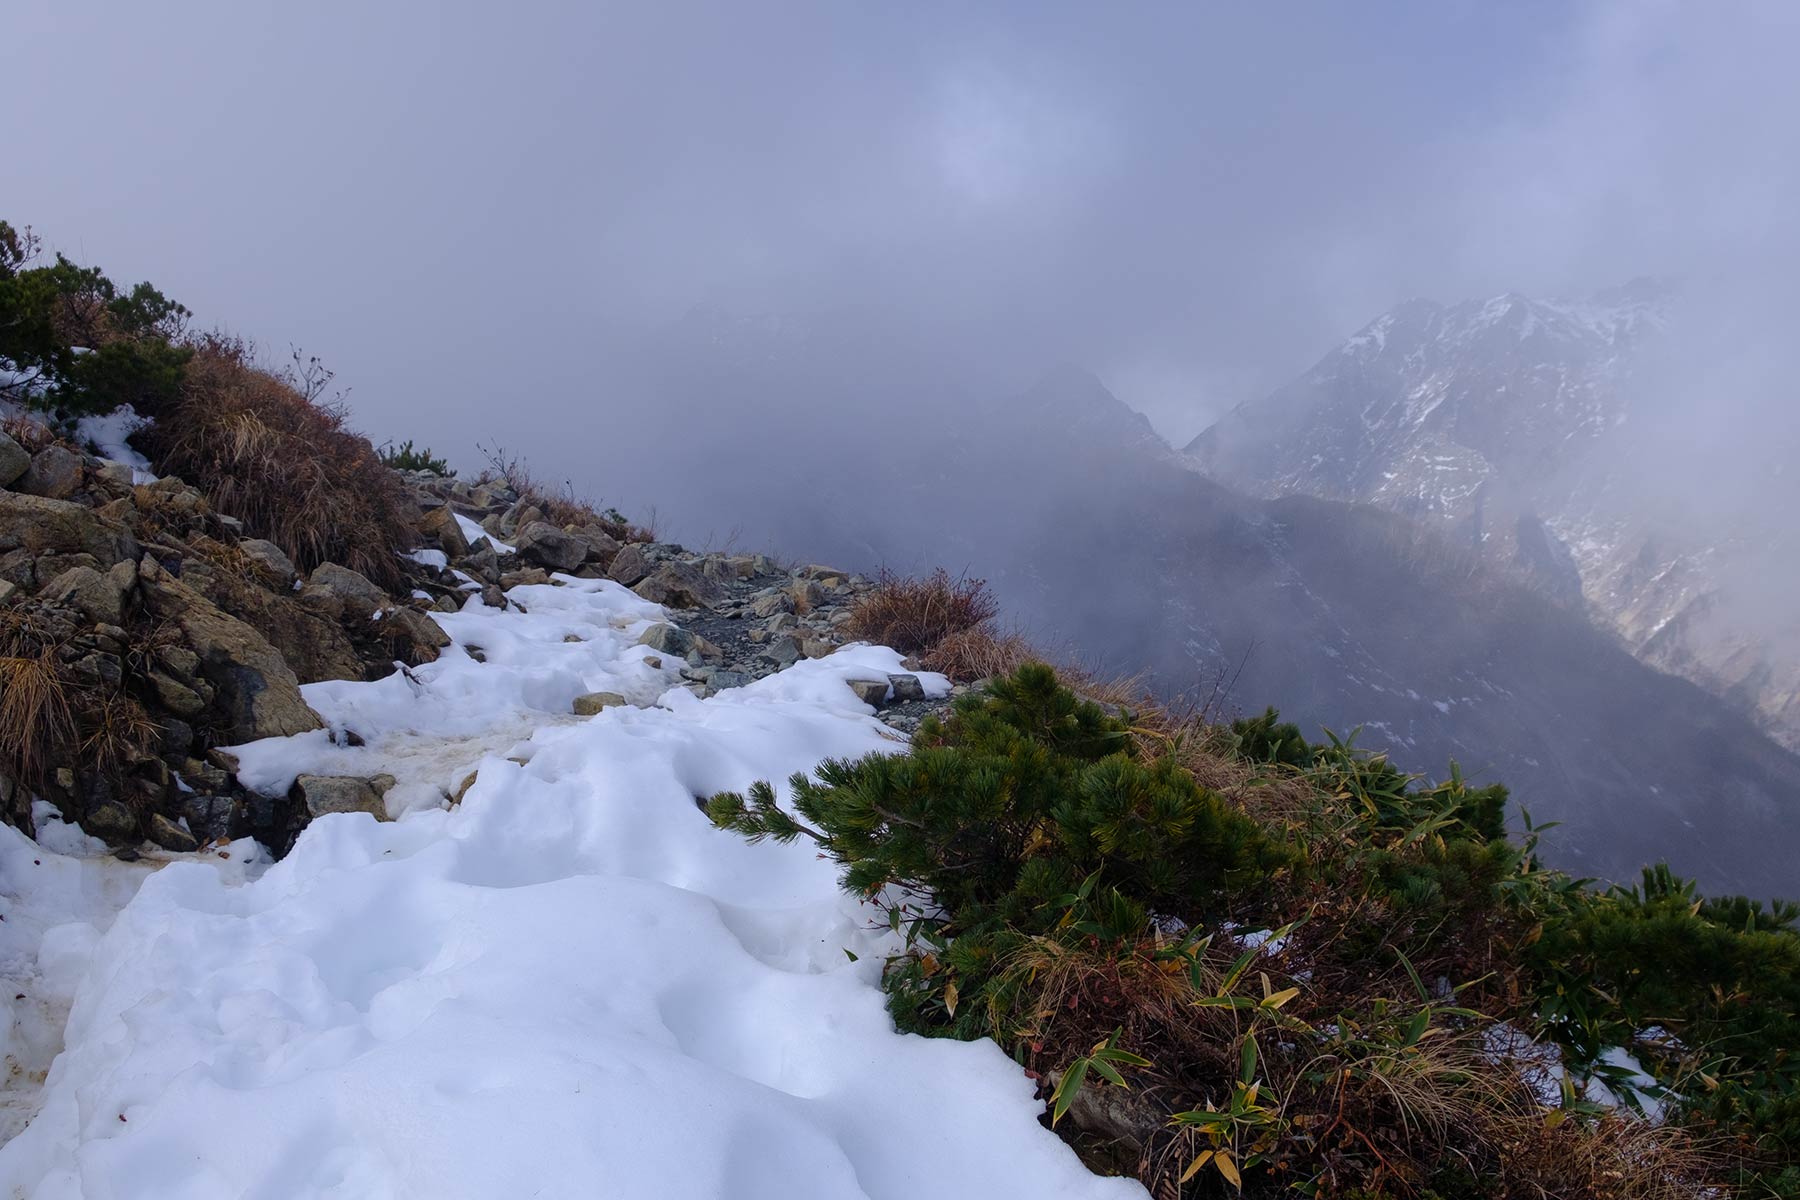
[1185,282,1800,752]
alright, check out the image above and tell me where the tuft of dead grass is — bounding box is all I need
[1483,1110,1724,1200]
[918,625,1036,682]
[476,444,656,543]
[0,642,75,788]
[845,568,1000,660]
[143,336,417,589]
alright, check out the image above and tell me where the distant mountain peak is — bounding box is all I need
[1012,363,1168,452]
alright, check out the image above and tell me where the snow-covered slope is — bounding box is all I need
[0,576,1138,1199]
[1186,282,1800,752]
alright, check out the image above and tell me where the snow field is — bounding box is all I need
[0,576,1142,1198]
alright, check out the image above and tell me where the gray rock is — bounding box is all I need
[762,635,802,668]
[420,504,470,557]
[608,542,652,586]
[514,521,586,572]
[572,691,629,716]
[637,623,695,656]
[888,673,927,702]
[138,558,323,739]
[748,591,794,618]
[147,670,208,717]
[709,670,752,692]
[800,638,834,660]
[633,561,725,610]
[16,446,83,500]
[41,564,128,625]
[304,562,388,620]
[849,679,890,707]
[146,813,199,853]
[571,525,622,565]
[0,432,31,488]
[178,793,235,843]
[291,774,388,819]
[83,801,138,842]
[0,579,16,604]
[239,538,298,587]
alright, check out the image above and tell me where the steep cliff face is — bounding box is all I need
[1186,283,1800,752]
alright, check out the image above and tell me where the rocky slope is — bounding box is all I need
[1184,283,1800,753]
[0,427,927,864]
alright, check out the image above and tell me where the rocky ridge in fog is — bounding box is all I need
[1186,282,1800,754]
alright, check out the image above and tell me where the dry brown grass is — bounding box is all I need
[0,608,156,795]
[918,624,1036,682]
[475,445,655,543]
[0,412,78,456]
[1483,1110,1723,1200]
[0,642,75,788]
[846,568,1000,659]
[143,337,417,589]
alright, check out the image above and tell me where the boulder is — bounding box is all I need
[637,623,695,656]
[291,774,387,819]
[571,525,622,566]
[239,538,298,588]
[748,591,794,618]
[303,562,388,621]
[632,561,725,610]
[572,691,628,716]
[849,679,890,707]
[0,492,138,563]
[607,542,651,586]
[0,432,31,488]
[514,521,586,572]
[382,606,452,663]
[420,504,471,557]
[83,800,138,842]
[762,634,803,668]
[146,813,199,853]
[888,673,927,702]
[146,670,209,717]
[41,564,129,626]
[16,446,83,500]
[138,557,323,739]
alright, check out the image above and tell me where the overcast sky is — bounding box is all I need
[5,1,1797,448]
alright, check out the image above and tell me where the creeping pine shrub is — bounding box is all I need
[1531,864,1800,1185]
[379,439,449,474]
[708,663,1293,1037]
[0,220,191,419]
